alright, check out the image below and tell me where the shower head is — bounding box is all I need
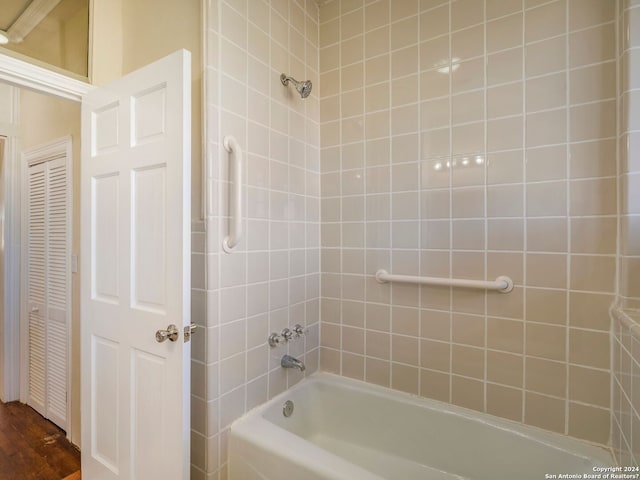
[280,73,312,98]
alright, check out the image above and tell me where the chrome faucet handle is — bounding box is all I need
[293,324,304,337]
[268,333,284,347]
[282,328,294,341]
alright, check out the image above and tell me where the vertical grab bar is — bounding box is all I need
[223,135,242,253]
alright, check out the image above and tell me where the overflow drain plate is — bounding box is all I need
[283,400,294,417]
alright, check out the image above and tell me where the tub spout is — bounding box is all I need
[281,354,306,372]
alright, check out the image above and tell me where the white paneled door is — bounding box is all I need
[81,50,191,480]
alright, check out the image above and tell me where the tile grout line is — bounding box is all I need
[520,0,528,425]
[388,0,394,391]
[338,0,344,378]
[482,0,489,414]
[362,1,368,385]
[447,0,454,405]
[417,0,425,398]
[564,0,571,437]
[612,0,622,457]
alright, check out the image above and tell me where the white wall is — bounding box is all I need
[90,0,123,84]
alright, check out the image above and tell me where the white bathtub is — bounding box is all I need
[229,373,614,480]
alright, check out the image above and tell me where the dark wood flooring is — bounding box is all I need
[0,401,80,479]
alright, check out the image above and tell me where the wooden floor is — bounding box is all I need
[0,401,80,479]
[62,472,81,480]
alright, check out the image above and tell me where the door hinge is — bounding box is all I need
[184,324,197,342]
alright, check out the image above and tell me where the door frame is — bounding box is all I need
[0,52,92,102]
[0,92,20,403]
[20,136,73,436]
[0,52,91,415]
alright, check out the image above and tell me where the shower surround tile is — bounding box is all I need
[203,0,320,478]
[613,1,640,467]
[319,0,616,448]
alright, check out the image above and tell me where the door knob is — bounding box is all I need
[156,324,179,343]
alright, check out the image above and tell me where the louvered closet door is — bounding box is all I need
[45,157,69,429]
[27,156,69,431]
[27,161,47,418]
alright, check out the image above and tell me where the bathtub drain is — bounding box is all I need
[283,400,294,417]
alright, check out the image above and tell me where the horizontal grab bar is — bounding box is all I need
[375,269,513,293]
[223,135,243,253]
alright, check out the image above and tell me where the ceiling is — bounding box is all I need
[0,0,31,31]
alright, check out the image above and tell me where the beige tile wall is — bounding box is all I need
[191,219,208,478]
[612,310,640,466]
[620,0,640,310]
[319,0,615,445]
[612,0,640,467]
[201,1,321,479]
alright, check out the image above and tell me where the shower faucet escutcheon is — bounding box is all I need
[268,324,306,347]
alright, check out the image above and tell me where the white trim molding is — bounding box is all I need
[0,133,21,403]
[0,85,21,403]
[23,135,72,167]
[0,52,93,102]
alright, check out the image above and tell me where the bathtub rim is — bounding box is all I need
[230,371,615,470]
[229,417,388,480]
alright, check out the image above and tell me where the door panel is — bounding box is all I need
[131,166,166,312]
[91,335,119,473]
[92,174,120,302]
[131,349,166,479]
[81,50,191,480]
